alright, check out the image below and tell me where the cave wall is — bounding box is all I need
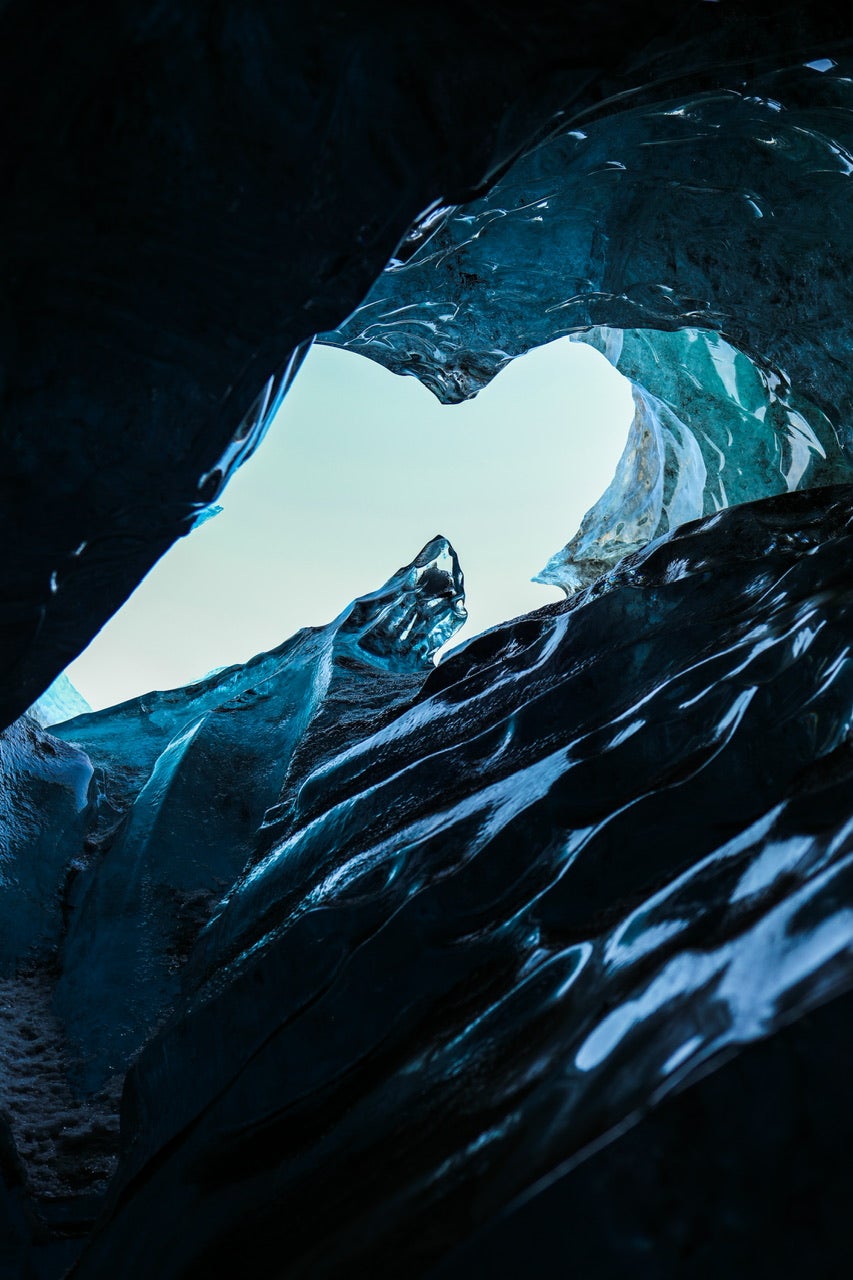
[67,485,853,1279]
[0,0,733,730]
[2,3,853,1278]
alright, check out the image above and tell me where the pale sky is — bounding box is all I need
[67,339,633,710]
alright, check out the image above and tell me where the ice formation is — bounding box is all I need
[325,59,853,582]
[3,2,853,1277]
[71,487,853,1278]
[43,537,465,1090]
[536,327,850,591]
[25,676,91,733]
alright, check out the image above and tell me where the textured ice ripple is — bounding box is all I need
[71,484,853,1278]
[326,59,853,427]
[326,57,853,587]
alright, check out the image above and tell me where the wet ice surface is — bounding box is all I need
[66,484,853,1278]
[4,5,853,1277]
[5,488,853,1277]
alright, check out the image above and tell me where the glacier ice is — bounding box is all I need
[536,327,850,591]
[4,489,853,1278]
[47,537,465,1089]
[26,673,91,731]
[325,60,853,429]
[60,484,853,1279]
[2,1,853,1276]
[430,982,853,1278]
[3,0,728,729]
[325,59,853,581]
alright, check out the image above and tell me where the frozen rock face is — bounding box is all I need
[68,485,853,1279]
[0,722,121,1248]
[26,673,91,732]
[49,538,465,1090]
[0,717,93,975]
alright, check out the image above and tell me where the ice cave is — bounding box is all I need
[2,2,853,1276]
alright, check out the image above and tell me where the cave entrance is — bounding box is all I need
[64,340,633,711]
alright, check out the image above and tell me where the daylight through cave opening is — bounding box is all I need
[47,311,852,720]
[58,340,634,713]
[5,6,853,1275]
